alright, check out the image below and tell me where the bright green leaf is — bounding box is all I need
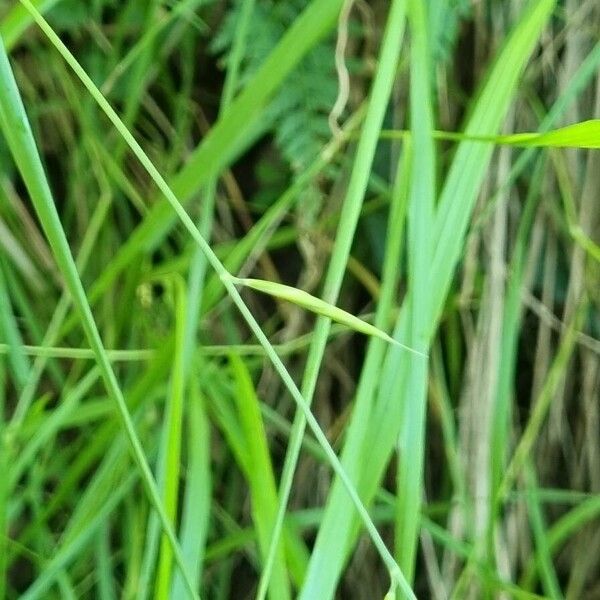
[230,276,424,356]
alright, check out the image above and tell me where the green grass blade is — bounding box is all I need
[231,276,422,354]
[429,0,556,329]
[175,4,252,590]
[394,0,435,582]
[488,155,546,549]
[230,354,291,600]
[570,224,600,263]
[298,134,412,600]
[155,277,187,599]
[477,119,600,148]
[522,495,600,590]
[170,378,211,598]
[96,523,117,600]
[523,463,563,599]
[0,33,199,600]
[381,119,600,148]
[0,0,62,51]
[497,302,586,503]
[10,188,112,430]
[182,0,256,377]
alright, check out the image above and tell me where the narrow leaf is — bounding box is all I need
[382,119,600,148]
[229,354,291,600]
[230,276,424,356]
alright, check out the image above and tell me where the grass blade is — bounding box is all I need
[0,259,30,392]
[523,463,563,599]
[381,119,600,148]
[0,32,199,600]
[471,119,600,148]
[429,0,556,327]
[230,354,291,600]
[155,276,187,599]
[394,0,435,582]
[269,2,412,597]
[170,377,211,598]
[231,276,422,354]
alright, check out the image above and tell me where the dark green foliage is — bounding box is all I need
[212,0,339,173]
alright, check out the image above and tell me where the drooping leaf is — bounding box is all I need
[230,276,424,356]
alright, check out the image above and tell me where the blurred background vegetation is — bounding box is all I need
[0,0,599,598]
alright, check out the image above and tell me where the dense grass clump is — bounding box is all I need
[0,1,599,598]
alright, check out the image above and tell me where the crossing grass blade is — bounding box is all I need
[265,3,411,597]
[15,2,415,593]
[172,0,255,593]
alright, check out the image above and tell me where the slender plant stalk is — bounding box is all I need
[15,1,414,595]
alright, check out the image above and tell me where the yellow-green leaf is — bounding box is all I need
[229,276,425,357]
[382,119,600,148]
[474,119,600,148]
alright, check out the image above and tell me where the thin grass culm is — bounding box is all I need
[13,1,414,597]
